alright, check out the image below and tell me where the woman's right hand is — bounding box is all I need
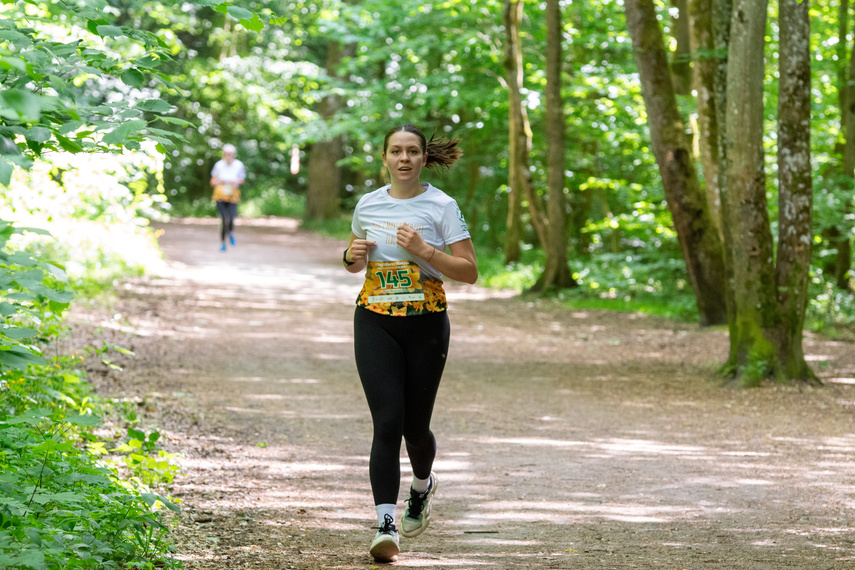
[347,238,376,264]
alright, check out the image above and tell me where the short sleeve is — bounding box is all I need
[237,160,246,180]
[439,199,470,245]
[351,201,366,238]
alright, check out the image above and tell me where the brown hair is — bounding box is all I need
[383,124,462,170]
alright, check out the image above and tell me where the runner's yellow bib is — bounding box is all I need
[357,260,447,316]
[212,183,240,203]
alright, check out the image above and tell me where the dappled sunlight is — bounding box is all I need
[116,222,855,568]
[827,377,855,384]
[229,376,322,384]
[462,501,690,524]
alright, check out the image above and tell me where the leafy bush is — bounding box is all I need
[0,220,181,569]
[1,149,166,297]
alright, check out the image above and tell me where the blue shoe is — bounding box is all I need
[229,233,236,246]
[220,243,227,251]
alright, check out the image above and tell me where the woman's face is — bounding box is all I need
[383,131,427,184]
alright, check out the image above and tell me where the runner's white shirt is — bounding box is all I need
[351,183,471,281]
[211,158,246,183]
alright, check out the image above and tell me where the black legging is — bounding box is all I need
[354,307,450,505]
[216,201,237,241]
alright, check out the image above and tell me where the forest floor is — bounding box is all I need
[67,218,855,569]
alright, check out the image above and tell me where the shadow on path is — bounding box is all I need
[76,219,855,569]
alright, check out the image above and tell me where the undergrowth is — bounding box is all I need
[0,220,182,569]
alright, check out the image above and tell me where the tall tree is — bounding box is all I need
[775,0,814,380]
[670,0,693,96]
[502,0,529,264]
[624,0,728,326]
[689,0,722,240]
[722,0,815,385]
[835,0,855,289]
[306,40,344,221]
[533,0,575,290]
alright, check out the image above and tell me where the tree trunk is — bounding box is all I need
[723,0,780,386]
[712,0,738,364]
[502,0,526,264]
[775,0,816,382]
[534,0,576,291]
[837,9,855,289]
[689,0,722,241]
[670,0,693,96]
[306,42,343,221]
[624,0,728,326]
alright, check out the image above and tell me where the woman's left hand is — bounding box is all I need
[396,224,433,260]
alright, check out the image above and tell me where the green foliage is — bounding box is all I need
[0,1,185,185]
[0,219,181,568]
[1,149,166,299]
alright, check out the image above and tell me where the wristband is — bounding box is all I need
[343,248,355,266]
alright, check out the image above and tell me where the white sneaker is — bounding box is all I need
[369,514,399,562]
[399,471,437,538]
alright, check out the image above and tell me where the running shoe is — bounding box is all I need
[220,243,227,251]
[229,232,236,246]
[369,514,399,562]
[399,471,437,538]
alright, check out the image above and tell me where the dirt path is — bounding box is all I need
[70,219,855,569]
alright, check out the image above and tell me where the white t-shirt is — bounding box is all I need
[211,158,246,183]
[351,183,471,281]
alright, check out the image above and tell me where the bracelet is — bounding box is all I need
[427,248,436,262]
[343,248,355,266]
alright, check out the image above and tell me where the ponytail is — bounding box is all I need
[383,123,463,170]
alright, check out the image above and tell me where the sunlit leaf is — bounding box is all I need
[102,119,147,145]
[66,414,103,427]
[121,68,145,88]
[135,98,173,113]
[0,89,41,122]
[95,24,123,38]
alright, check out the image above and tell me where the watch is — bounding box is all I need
[343,248,355,266]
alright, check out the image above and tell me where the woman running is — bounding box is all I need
[343,123,478,562]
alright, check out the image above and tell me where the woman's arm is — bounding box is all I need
[344,232,376,274]
[427,239,478,284]
[396,224,478,284]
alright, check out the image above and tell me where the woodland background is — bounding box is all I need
[1,0,854,567]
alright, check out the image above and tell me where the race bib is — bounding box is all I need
[220,183,234,196]
[365,260,425,303]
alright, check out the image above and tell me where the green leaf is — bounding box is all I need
[66,414,102,427]
[0,302,16,317]
[25,126,50,143]
[135,98,172,113]
[58,120,84,135]
[95,24,124,38]
[0,55,27,72]
[156,115,195,127]
[102,119,146,145]
[121,68,145,88]
[55,134,83,153]
[0,347,44,370]
[31,491,87,504]
[0,158,12,186]
[226,6,253,20]
[0,326,38,340]
[0,134,21,154]
[0,89,41,122]
[0,30,31,47]
[156,494,181,513]
[239,14,264,33]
